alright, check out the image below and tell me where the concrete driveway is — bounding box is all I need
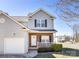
[0,54,25,58]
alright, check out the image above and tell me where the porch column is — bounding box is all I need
[24,32,28,53]
[50,34,53,43]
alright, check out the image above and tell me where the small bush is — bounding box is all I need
[50,44,62,52]
[38,44,62,52]
[38,48,52,52]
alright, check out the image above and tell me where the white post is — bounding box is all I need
[24,32,28,53]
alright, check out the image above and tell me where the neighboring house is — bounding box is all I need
[55,35,72,43]
[0,9,57,54]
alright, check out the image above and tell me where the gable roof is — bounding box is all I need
[28,9,56,19]
[0,10,30,30]
[11,16,28,22]
[0,9,56,31]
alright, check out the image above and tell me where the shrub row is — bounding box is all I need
[50,44,62,51]
[38,44,62,52]
[38,48,52,52]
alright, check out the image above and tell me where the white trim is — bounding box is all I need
[29,31,56,33]
[28,9,56,19]
[21,29,56,33]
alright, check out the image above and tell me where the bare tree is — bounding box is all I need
[55,0,79,42]
[37,0,79,42]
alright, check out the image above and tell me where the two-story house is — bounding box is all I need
[0,9,57,55]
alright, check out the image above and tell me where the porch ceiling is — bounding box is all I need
[29,29,57,33]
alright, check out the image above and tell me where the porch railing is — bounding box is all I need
[37,42,53,48]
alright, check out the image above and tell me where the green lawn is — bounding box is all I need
[34,53,55,58]
[34,48,79,58]
[34,52,79,58]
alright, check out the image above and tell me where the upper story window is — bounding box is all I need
[34,19,47,27]
[35,19,40,27]
[41,19,47,27]
[36,20,40,27]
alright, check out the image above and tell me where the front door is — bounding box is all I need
[31,35,37,47]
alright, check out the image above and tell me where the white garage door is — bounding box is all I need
[4,38,25,54]
[0,39,4,54]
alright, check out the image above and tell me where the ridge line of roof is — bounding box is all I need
[0,10,30,30]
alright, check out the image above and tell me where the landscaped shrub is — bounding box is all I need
[50,44,63,52]
[38,44,62,52]
[38,47,52,52]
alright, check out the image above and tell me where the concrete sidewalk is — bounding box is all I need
[53,54,79,58]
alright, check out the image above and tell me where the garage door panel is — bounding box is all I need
[0,39,4,54]
[4,38,25,54]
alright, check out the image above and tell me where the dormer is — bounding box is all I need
[27,9,56,30]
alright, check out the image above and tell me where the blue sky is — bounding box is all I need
[0,0,73,36]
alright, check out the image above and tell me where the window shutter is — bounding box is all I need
[49,36,51,42]
[39,36,41,42]
[45,19,47,27]
[35,19,37,27]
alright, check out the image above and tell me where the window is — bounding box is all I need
[34,19,47,27]
[34,19,40,27]
[45,19,47,27]
[41,35,49,43]
[41,20,45,27]
[35,19,37,27]
[37,20,40,27]
[41,19,47,27]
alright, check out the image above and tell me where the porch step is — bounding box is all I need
[29,47,38,49]
[24,50,38,58]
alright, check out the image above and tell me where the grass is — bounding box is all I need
[34,53,55,58]
[34,52,79,58]
[62,48,79,57]
[53,54,79,58]
[63,48,76,50]
[34,48,79,58]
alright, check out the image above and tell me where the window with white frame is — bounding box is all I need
[37,20,40,27]
[35,19,47,27]
[41,35,49,43]
[41,20,45,27]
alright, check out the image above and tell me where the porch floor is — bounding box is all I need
[29,47,38,50]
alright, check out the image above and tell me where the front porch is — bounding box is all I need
[37,42,53,48]
[29,33,53,49]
